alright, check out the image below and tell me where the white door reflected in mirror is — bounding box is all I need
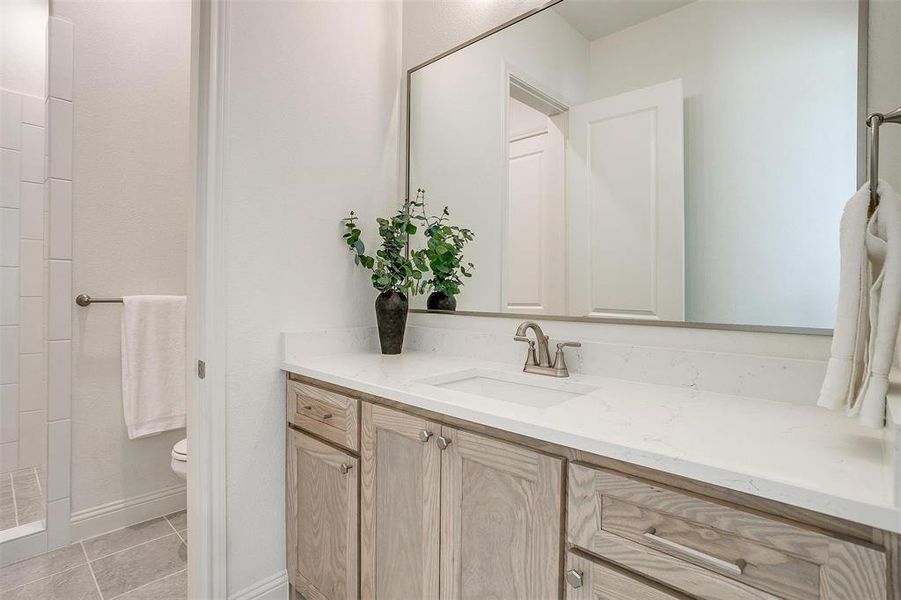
[567,79,685,321]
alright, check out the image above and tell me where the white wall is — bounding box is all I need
[51,0,191,514]
[869,0,901,193]
[587,0,858,328]
[220,0,402,594]
[0,0,48,98]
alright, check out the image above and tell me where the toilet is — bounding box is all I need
[170,438,187,480]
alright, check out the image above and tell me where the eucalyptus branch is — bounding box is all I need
[410,188,475,296]
[342,203,429,295]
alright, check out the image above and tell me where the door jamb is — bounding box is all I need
[188,0,229,597]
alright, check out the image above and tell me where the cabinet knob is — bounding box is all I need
[339,463,353,475]
[436,436,451,450]
[565,569,584,589]
[419,430,433,443]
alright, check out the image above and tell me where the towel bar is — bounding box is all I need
[75,294,123,306]
[867,105,901,213]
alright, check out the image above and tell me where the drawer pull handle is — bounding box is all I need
[644,527,746,577]
[340,463,353,475]
[300,404,333,420]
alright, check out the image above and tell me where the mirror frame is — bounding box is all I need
[404,0,870,336]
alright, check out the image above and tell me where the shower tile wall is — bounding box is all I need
[0,16,75,564]
[45,16,75,551]
[0,88,47,477]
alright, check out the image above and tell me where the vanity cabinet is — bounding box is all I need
[285,373,898,600]
[360,403,563,600]
[287,427,359,600]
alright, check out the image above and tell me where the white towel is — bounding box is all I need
[819,180,901,428]
[818,183,871,412]
[121,295,187,439]
[852,181,901,427]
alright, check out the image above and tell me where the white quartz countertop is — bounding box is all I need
[281,350,901,533]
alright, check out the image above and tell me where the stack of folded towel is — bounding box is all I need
[818,180,901,428]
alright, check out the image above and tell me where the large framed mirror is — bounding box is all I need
[406,0,868,333]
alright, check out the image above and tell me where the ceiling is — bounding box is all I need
[553,0,697,41]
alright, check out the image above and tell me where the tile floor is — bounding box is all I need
[0,468,46,531]
[0,511,187,599]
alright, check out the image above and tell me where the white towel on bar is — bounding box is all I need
[819,180,901,428]
[121,295,187,439]
[818,183,870,412]
[852,180,901,427]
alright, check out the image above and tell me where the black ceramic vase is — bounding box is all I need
[375,290,408,354]
[426,291,457,311]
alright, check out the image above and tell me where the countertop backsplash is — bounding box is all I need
[403,325,829,405]
[283,322,827,405]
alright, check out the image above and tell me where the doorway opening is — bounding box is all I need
[503,76,568,315]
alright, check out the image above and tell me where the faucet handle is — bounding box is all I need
[514,336,538,366]
[556,341,581,350]
[553,341,581,376]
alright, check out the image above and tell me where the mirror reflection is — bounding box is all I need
[408,0,862,329]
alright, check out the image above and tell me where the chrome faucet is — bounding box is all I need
[514,321,580,377]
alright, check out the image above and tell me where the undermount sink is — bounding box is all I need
[419,369,597,408]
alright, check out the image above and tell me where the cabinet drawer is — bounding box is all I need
[565,553,684,600]
[567,463,887,600]
[287,380,359,452]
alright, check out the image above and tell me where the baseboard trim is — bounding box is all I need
[70,485,187,542]
[228,570,289,600]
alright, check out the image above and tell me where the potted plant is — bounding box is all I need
[411,189,474,311]
[342,204,428,354]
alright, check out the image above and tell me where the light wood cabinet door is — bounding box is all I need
[287,428,358,600]
[439,426,563,600]
[361,403,441,600]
